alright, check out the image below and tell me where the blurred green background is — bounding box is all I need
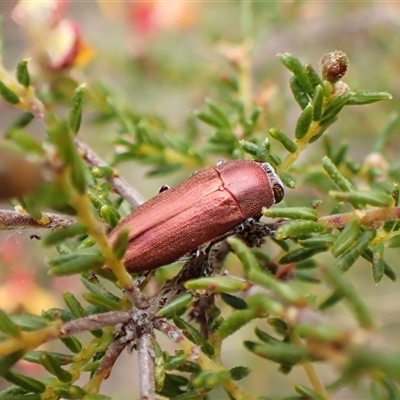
[1,2,400,399]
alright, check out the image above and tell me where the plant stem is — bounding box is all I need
[290,332,331,400]
[137,332,156,400]
[0,209,75,230]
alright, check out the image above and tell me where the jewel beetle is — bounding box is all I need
[107,159,284,273]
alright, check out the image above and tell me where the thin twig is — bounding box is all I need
[74,137,145,207]
[85,338,127,394]
[0,209,75,230]
[60,311,132,336]
[318,206,400,229]
[136,332,156,400]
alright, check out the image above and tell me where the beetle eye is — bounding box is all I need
[273,183,284,204]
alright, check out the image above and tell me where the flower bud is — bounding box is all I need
[320,50,349,83]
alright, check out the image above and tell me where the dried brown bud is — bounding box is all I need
[0,150,43,200]
[320,50,349,83]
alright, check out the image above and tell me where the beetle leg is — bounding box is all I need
[234,217,261,233]
[158,184,170,194]
[233,219,278,248]
[206,240,231,272]
[134,270,155,289]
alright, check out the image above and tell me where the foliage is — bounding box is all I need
[0,2,400,400]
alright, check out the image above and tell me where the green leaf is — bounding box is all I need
[82,292,122,311]
[0,394,41,400]
[269,128,297,153]
[43,224,87,246]
[295,384,325,400]
[295,104,313,139]
[53,385,86,399]
[24,351,74,366]
[2,371,45,393]
[60,336,82,353]
[69,84,85,134]
[278,53,313,96]
[172,316,214,356]
[220,293,248,310]
[383,261,396,281]
[331,141,348,166]
[331,219,361,257]
[195,110,225,129]
[279,171,296,188]
[304,63,324,90]
[268,318,288,336]
[289,76,309,109]
[228,237,260,276]
[372,243,385,284]
[246,294,284,316]
[247,270,301,304]
[275,220,326,239]
[11,315,48,331]
[157,292,193,318]
[81,361,100,372]
[244,341,308,365]
[185,276,250,292]
[297,234,337,248]
[216,309,258,340]
[0,309,21,337]
[63,292,86,318]
[279,247,327,264]
[16,59,30,88]
[100,205,120,229]
[39,353,72,382]
[47,248,105,276]
[254,327,281,344]
[48,119,86,193]
[164,354,188,371]
[192,370,230,390]
[0,384,28,397]
[256,138,270,161]
[335,229,376,272]
[263,207,318,221]
[6,112,35,133]
[330,190,394,207]
[346,91,392,105]
[80,276,105,295]
[0,80,19,104]
[238,139,258,156]
[312,85,324,121]
[322,155,356,192]
[295,259,318,270]
[0,351,25,375]
[91,165,114,178]
[229,366,251,381]
[205,99,231,129]
[318,290,344,310]
[320,91,353,125]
